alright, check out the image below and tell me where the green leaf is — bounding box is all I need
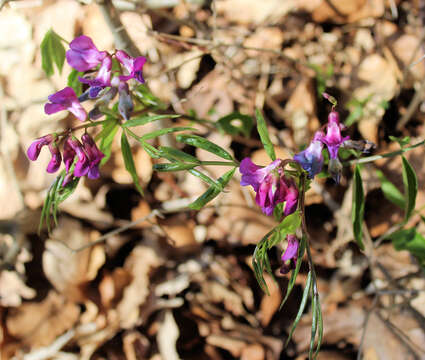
[121,131,144,196]
[153,162,197,172]
[176,134,233,161]
[133,84,167,109]
[140,127,194,141]
[309,293,319,359]
[188,169,222,188]
[314,298,324,359]
[280,235,307,309]
[278,211,301,235]
[39,171,80,233]
[285,271,312,347]
[67,69,83,96]
[389,135,411,147]
[388,228,425,266]
[255,109,276,161]
[188,167,236,210]
[97,117,119,165]
[402,156,417,222]
[217,112,253,137]
[376,170,405,209]
[352,165,365,250]
[40,29,66,77]
[252,230,275,294]
[122,114,180,128]
[158,146,200,164]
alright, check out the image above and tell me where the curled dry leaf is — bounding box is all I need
[6,290,79,349]
[42,218,105,301]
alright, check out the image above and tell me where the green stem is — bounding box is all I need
[56,119,109,136]
[348,139,425,165]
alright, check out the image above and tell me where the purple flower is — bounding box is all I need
[115,50,147,83]
[64,137,90,177]
[45,87,87,122]
[280,234,299,274]
[79,56,112,98]
[81,133,104,179]
[27,134,54,161]
[293,131,324,179]
[322,111,349,160]
[66,35,107,72]
[240,158,299,216]
[27,134,62,173]
[46,142,62,173]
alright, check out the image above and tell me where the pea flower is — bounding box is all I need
[293,131,324,179]
[66,35,107,72]
[27,134,62,173]
[115,50,147,83]
[45,87,87,122]
[64,136,90,177]
[79,56,112,98]
[280,234,299,274]
[81,133,104,179]
[240,158,298,216]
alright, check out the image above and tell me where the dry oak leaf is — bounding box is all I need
[6,290,79,348]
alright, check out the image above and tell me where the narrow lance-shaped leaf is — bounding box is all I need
[140,127,194,141]
[285,271,312,347]
[158,146,200,164]
[255,109,276,161]
[376,170,405,209]
[217,112,253,137]
[189,167,236,210]
[123,114,180,128]
[121,131,144,196]
[402,156,417,222]
[176,134,234,161]
[40,29,66,77]
[153,162,197,172]
[352,165,365,250]
[314,297,324,359]
[97,117,119,165]
[309,292,319,359]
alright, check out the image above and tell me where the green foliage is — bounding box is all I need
[133,84,167,109]
[39,170,80,233]
[217,112,253,137]
[309,291,323,359]
[188,167,236,210]
[140,127,194,141]
[255,109,276,161]
[352,165,365,250]
[308,63,334,96]
[388,228,425,267]
[121,131,144,196]
[176,134,234,161]
[122,114,180,128]
[345,95,372,126]
[376,170,405,209]
[402,156,417,222]
[41,29,66,77]
[158,146,200,164]
[67,69,83,96]
[389,135,411,147]
[153,163,197,172]
[96,116,120,165]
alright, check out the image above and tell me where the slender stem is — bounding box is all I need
[56,119,109,137]
[348,139,425,165]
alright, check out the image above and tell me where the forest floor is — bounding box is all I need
[1,0,425,359]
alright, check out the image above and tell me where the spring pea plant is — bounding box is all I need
[29,31,423,359]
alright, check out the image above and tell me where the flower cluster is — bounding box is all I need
[45,35,147,122]
[27,132,104,184]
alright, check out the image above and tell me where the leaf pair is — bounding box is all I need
[41,29,66,77]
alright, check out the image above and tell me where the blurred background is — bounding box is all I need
[1,0,425,359]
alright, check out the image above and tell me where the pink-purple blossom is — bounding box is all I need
[115,50,147,83]
[27,134,62,173]
[66,35,107,72]
[79,56,112,98]
[64,136,90,177]
[240,158,299,216]
[322,110,349,160]
[45,87,87,122]
[280,234,299,274]
[293,131,325,179]
[81,133,104,179]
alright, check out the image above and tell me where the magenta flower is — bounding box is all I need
[115,50,147,83]
[240,158,299,216]
[280,234,299,274]
[81,133,104,179]
[27,134,54,161]
[45,87,87,122]
[64,137,90,177]
[27,134,62,173]
[79,56,112,98]
[66,35,107,72]
[322,111,349,160]
[293,131,325,179]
